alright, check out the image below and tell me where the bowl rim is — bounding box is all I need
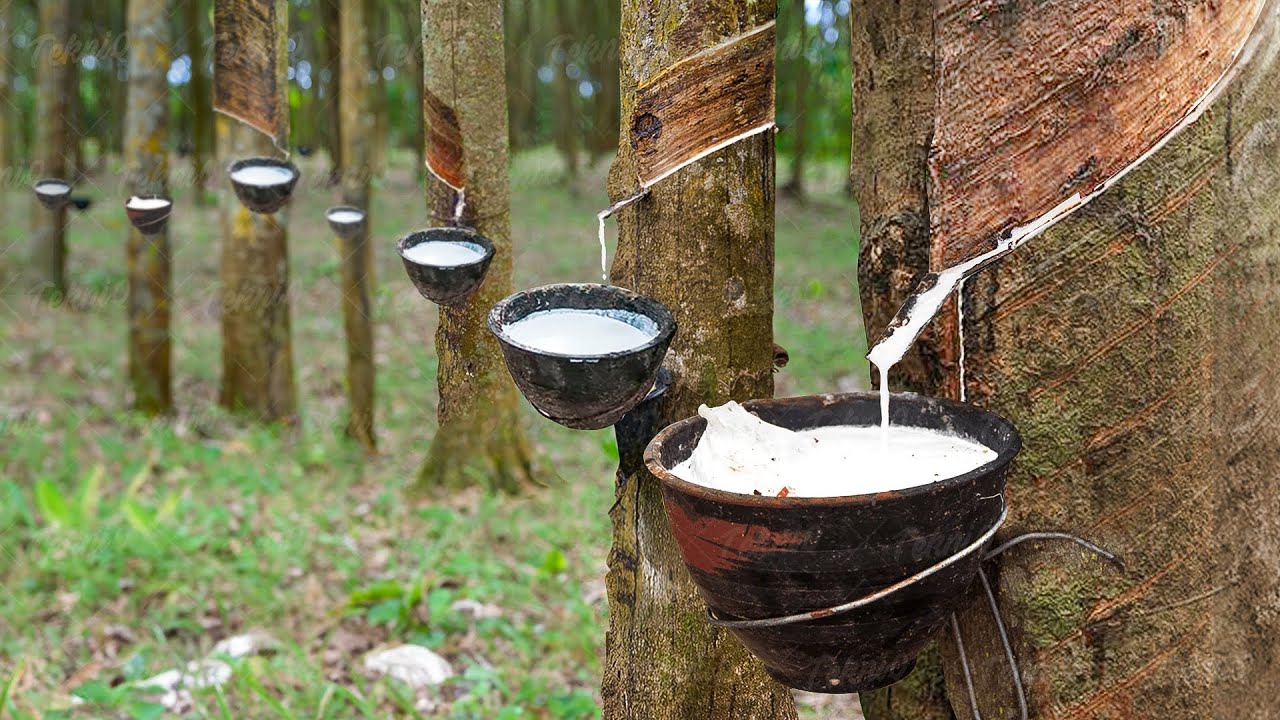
[325,205,367,223]
[396,226,495,270]
[487,282,678,361]
[226,156,300,186]
[33,178,73,195]
[644,391,1021,509]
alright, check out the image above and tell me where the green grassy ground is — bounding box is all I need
[0,148,866,719]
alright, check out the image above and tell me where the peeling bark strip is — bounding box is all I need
[931,0,1264,266]
[213,0,290,151]
[631,21,776,188]
[422,88,465,190]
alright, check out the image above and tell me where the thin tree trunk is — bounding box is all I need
[602,2,795,719]
[337,0,376,453]
[368,0,387,175]
[781,0,808,200]
[551,0,578,182]
[30,0,72,296]
[320,0,341,175]
[0,0,12,180]
[854,2,1280,719]
[216,120,296,422]
[586,0,618,159]
[188,0,212,203]
[125,0,173,416]
[416,0,534,493]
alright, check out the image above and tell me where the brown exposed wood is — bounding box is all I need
[337,0,376,453]
[422,88,465,189]
[416,0,534,493]
[630,21,776,187]
[213,0,289,151]
[603,1,795,718]
[124,0,173,415]
[29,0,72,296]
[931,0,1265,266]
[854,2,1280,718]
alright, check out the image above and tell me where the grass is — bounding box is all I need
[0,147,866,719]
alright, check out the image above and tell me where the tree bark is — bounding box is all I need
[319,0,341,176]
[854,2,1280,718]
[551,0,578,182]
[601,2,795,719]
[124,0,173,416]
[30,0,72,296]
[0,0,12,180]
[216,118,296,422]
[416,0,534,493]
[187,0,212,203]
[337,0,376,453]
[781,0,808,200]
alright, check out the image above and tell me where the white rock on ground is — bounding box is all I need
[364,645,455,688]
[213,630,280,659]
[137,659,232,710]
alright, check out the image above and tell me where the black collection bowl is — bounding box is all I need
[645,392,1021,693]
[33,179,72,210]
[488,283,677,430]
[326,206,367,241]
[397,227,495,306]
[124,195,173,235]
[227,157,300,214]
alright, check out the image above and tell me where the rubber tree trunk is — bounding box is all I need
[601,2,796,719]
[216,118,296,423]
[0,0,12,180]
[551,0,578,182]
[187,0,212,203]
[854,3,1280,719]
[124,0,173,416]
[337,0,376,453]
[320,0,341,175]
[780,0,808,200]
[416,0,534,493]
[30,0,72,296]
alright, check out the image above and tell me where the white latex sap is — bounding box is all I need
[127,196,170,210]
[230,165,294,187]
[503,309,656,356]
[403,241,484,267]
[328,210,364,224]
[672,401,996,497]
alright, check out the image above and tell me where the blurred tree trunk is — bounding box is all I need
[0,0,12,180]
[337,0,376,452]
[319,0,341,176]
[781,0,808,200]
[368,0,387,174]
[187,0,212,202]
[417,0,534,493]
[586,0,619,159]
[503,0,531,151]
[551,0,578,182]
[124,0,173,415]
[398,0,424,177]
[29,0,72,296]
[854,2,1280,719]
[216,120,296,422]
[601,2,795,719]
